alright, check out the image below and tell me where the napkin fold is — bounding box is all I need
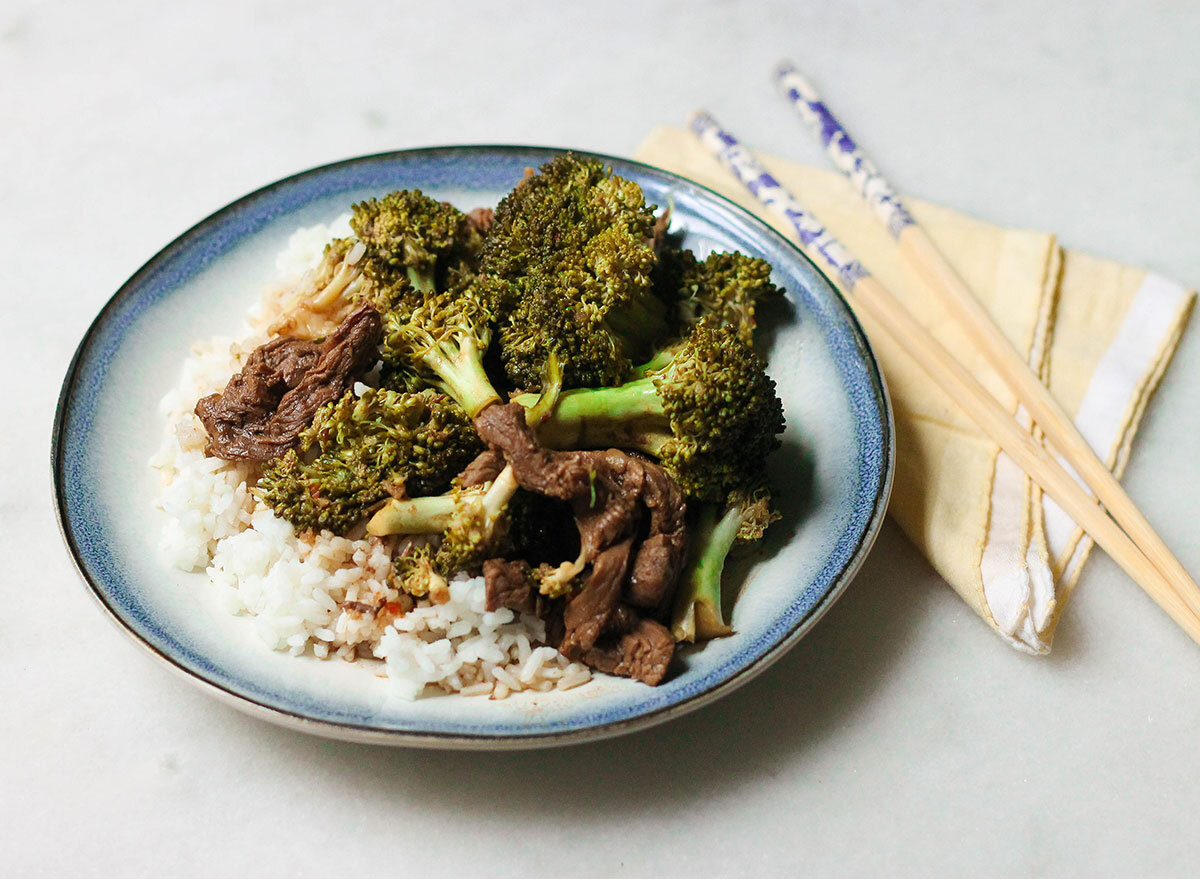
[636,126,1195,653]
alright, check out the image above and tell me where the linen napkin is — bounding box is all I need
[635,126,1195,653]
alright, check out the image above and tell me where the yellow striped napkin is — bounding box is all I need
[636,126,1195,653]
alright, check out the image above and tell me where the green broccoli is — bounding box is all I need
[368,462,521,579]
[389,544,448,600]
[267,237,374,339]
[256,387,482,533]
[349,189,483,294]
[481,154,671,390]
[638,248,782,375]
[670,483,779,642]
[379,270,504,417]
[659,249,779,340]
[367,356,567,578]
[515,317,785,501]
[256,450,388,536]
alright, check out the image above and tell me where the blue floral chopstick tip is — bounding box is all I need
[772,62,916,240]
[688,110,870,291]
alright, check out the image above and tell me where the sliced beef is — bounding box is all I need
[466,207,494,234]
[476,405,688,612]
[604,603,641,635]
[457,449,507,488]
[195,304,382,461]
[559,536,634,660]
[483,558,537,615]
[475,405,647,557]
[626,463,687,610]
[542,601,565,650]
[570,450,646,559]
[474,402,576,496]
[258,336,323,385]
[473,403,686,683]
[582,617,675,686]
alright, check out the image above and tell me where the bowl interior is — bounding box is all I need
[54,147,891,745]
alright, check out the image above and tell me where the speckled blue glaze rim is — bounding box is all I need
[52,145,893,749]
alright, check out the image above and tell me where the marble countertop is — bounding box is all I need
[4,1,1199,875]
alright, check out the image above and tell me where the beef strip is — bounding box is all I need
[626,463,687,610]
[582,617,675,686]
[476,405,646,560]
[604,603,641,635]
[483,558,537,615]
[559,536,634,660]
[475,404,688,609]
[570,450,646,560]
[473,402,587,498]
[466,207,494,234]
[474,403,688,683]
[259,336,323,384]
[456,448,507,489]
[195,304,382,461]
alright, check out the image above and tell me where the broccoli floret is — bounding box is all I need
[368,463,521,577]
[256,449,387,535]
[377,362,432,395]
[658,249,780,343]
[434,464,520,572]
[380,270,504,417]
[637,248,782,377]
[303,387,481,494]
[670,483,779,642]
[517,318,786,501]
[482,154,671,389]
[389,544,448,600]
[350,189,482,294]
[382,485,583,598]
[368,356,568,575]
[256,388,482,533]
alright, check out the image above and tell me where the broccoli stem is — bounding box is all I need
[367,495,459,536]
[366,465,518,540]
[312,259,364,309]
[420,338,500,418]
[523,350,564,427]
[514,382,670,453]
[551,381,664,420]
[407,266,435,294]
[631,349,675,378]
[603,296,670,355]
[474,464,519,528]
[670,502,739,642]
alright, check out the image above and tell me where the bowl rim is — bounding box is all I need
[51,144,894,749]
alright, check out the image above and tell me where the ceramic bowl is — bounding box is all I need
[53,146,893,748]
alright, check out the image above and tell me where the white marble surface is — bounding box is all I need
[4,1,1199,875]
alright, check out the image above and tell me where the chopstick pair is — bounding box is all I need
[688,80,1200,644]
[771,63,1199,614]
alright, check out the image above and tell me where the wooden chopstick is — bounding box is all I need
[689,110,1200,645]
[772,62,1200,618]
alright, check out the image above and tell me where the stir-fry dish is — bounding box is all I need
[154,155,786,699]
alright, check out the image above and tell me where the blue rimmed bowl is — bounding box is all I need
[52,146,893,749]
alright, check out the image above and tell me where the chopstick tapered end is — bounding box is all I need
[687,109,720,137]
[773,59,798,80]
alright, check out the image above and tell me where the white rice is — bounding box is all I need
[150,217,591,700]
